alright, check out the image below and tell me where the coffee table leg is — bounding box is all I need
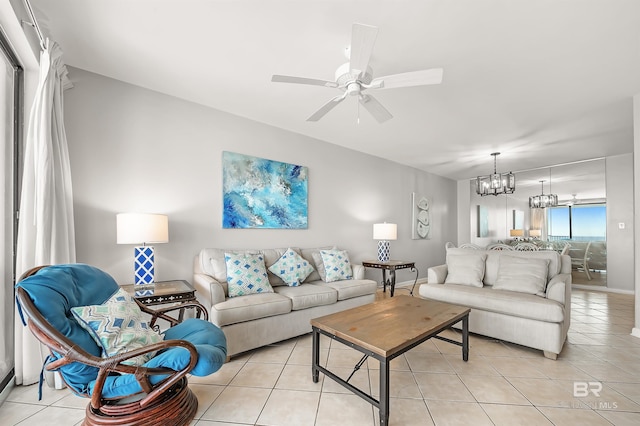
[462,314,469,362]
[312,328,320,383]
[379,358,390,426]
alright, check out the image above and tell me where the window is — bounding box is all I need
[548,204,606,241]
[0,25,22,394]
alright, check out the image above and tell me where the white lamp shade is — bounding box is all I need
[116,213,169,244]
[373,223,397,240]
[529,229,541,238]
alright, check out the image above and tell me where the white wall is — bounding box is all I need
[634,93,640,338]
[605,153,634,292]
[468,180,510,246]
[456,180,470,244]
[62,68,457,286]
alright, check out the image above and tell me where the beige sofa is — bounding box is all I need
[193,247,377,357]
[419,248,571,359]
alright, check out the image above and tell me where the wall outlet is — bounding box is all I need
[618,222,625,229]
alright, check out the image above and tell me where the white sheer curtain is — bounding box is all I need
[14,39,75,385]
[530,208,547,240]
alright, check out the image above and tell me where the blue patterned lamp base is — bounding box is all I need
[134,246,155,285]
[377,240,390,262]
[135,287,155,297]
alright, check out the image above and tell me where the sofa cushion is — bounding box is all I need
[493,255,550,296]
[268,248,315,286]
[317,249,353,282]
[444,253,487,287]
[421,283,565,323]
[225,252,273,297]
[211,293,292,326]
[313,279,378,301]
[274,284,337,310]
[71,288,162,366]
[483,250,561,286]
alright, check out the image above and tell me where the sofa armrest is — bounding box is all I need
[352,264,365,280]
[546,273,571,305]
[192,273,226,307]
[427,264,448,284]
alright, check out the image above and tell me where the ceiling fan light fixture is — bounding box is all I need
[476,153,515,196]
[271,23,443,123]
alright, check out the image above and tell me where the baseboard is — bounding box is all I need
[395,277,428,288]
[571,284,634,295]
[632,328,640,340]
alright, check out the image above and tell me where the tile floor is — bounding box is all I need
[2,288,639,425]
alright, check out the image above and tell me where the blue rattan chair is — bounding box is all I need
[16,263,226,426]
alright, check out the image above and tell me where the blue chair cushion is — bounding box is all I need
[16,264,118,394]
[16,264,227,399]
[88,319,227,398]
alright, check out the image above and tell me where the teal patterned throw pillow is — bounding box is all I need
[71,288,162,366]
[268,248,316,286]
[320,249,353,282]
[225,252,273,297]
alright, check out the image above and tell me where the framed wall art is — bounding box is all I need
[222,151,308,229]
[411,193,430,239]
[477,205,489,238]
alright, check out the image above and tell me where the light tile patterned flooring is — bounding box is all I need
[2,288,639,425]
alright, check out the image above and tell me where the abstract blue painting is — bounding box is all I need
[222,152,308,229]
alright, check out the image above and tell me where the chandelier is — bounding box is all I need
[529,180,558,208]
[476,152,515,196]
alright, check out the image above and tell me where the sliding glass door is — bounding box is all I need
[0,27,22,394]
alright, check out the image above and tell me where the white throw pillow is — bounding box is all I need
[318,249,353,282]
[71,288,162,366]
[225,252,274,297]
[493,255,550,295]
[445,253,487,287]
[268,248,315,286]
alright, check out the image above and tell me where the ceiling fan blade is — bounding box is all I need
[371,68,443,90]
[271,75,338,88]
[359,94,393,123]
[349,23,378,77]
[307,94,347,122]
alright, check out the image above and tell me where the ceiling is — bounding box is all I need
[28,0,640,182]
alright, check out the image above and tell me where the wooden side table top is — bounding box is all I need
[311,295,470,358]
[120,279,195,306]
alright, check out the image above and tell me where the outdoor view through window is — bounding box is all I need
[548,204,606,241]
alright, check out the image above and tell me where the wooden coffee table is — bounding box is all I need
[311,295,470,426]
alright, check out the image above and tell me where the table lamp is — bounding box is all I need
[529,229,541,238]
[117,213,169,285]
[373,222,397,262]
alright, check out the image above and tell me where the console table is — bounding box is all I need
[362,260,418,297]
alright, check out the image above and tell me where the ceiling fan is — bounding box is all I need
[271,23,443,123]
[565,194,579,206]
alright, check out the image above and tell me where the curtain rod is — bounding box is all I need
[21,0,45,50]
